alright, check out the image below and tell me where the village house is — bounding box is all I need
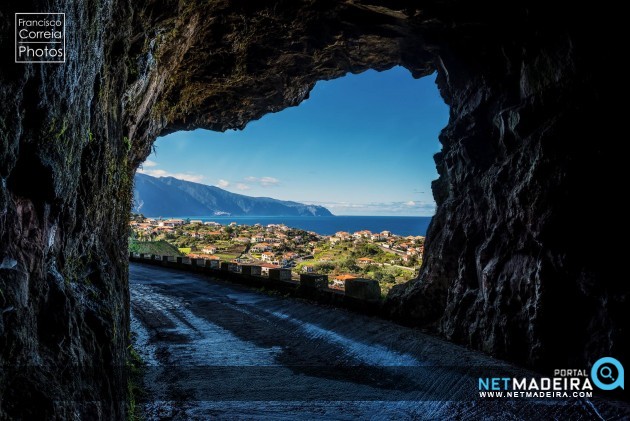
[260,263,280,276]
[380,230,392,238]
[155,226,175,233]
[234,237,251,243]
[251,242,273,253]
[332,274,358,289]
[329,237,341,245]
[201,246,217,254]
[204,221,221,227]
[251,234,265,243]
[261,252,275,262]
[189,220,203,225]
[357,257,375,265]
[159,219,185,227]
[274,257,289,266]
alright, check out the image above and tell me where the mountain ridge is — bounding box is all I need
[133,173,333,217]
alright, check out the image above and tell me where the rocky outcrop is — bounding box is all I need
[0,0,625,417]
[1,0,132,418]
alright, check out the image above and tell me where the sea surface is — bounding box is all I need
[157,216,432,236]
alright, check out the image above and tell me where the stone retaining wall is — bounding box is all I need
[130,253,382,315]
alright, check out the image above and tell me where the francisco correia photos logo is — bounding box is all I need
[15,13,65,63]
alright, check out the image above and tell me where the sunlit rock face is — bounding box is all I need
[0,0,623,417]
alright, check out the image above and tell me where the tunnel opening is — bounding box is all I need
[130,66,449,297]
[1,2,626,417]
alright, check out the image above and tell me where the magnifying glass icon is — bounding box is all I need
[600,366,615,381]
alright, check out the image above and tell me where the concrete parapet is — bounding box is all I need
[300,273,328,289]
[241,265,262,276]
[269,268,292,281]
[344,278,381,301]
[206,259,220,269]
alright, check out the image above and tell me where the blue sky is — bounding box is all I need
[139,66,449,216]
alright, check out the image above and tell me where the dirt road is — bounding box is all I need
[130,263,627,420]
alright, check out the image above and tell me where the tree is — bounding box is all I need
[382,273,396,284]
[340,257,358,273]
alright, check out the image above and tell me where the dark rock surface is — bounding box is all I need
[0,0,625,418]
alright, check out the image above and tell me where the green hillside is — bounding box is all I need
[129,240,183,256]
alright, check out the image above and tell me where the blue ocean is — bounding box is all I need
[168,216,432,236]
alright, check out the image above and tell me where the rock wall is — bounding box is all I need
[0,0,625,417]
[0,0,133,418]
[387,17,627,369]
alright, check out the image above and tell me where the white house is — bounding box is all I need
[260,263,280,276]
[251,235,265,243]
[261,252,275,262]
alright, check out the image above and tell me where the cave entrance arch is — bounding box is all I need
[120,3,619,371]
[0,4,621,417]
[132,66,447,295]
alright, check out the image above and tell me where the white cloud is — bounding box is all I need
[172,173,204,183]
[260,176,279,186]
[217,179,230,188]
[405,201,416,206]
[236,183,251,190]
[244,176,280,187]
[137,165,205,183]
[139,168,167,177]
[143,160,158,167]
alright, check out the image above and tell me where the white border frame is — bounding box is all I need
[15,12,66,63]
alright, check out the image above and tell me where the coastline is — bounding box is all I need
[136,215,433,237]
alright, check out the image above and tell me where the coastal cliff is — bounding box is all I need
[0,0,624,417]
[134,173,332,217]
